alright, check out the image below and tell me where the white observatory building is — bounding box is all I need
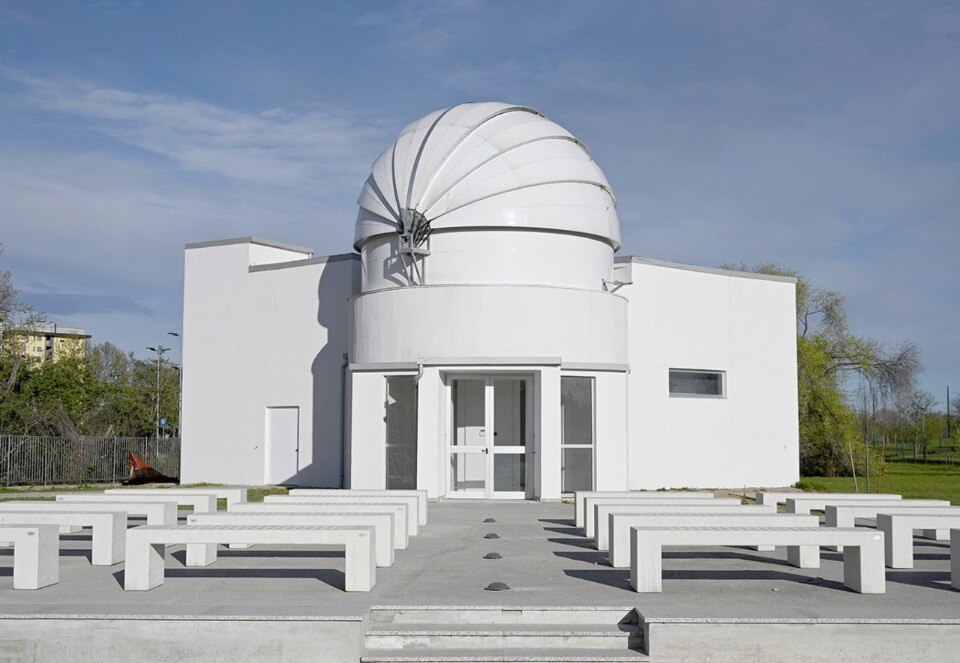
[180,102,800,498]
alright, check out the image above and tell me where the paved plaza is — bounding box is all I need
[2,499,958,621]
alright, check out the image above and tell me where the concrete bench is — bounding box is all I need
[288,489,427,525]
[786,496,935,515]
[607,512,818,567]
[952,530,960,591]
[876,513,960,568]
[58,493,217,514]
[229,502,408,549]
[106,487,248,506]
[823,501,955,550]
[756,491,901,507]
[595,503,777,551]
[574,491,714,528]
[124,524,376,592]
[0,524,59,589]
[583,497,742,538]
[263,495,420,536]
[187,512,395,567]
[629,526,885,594]
[0,500,177,528]
[0,511,124,565]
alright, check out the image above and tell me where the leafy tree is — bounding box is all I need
[0,243,45,394]
[0,248,181,437]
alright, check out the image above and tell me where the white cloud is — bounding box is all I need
[3,70,386,189]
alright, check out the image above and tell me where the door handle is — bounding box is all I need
[481,448,489,454]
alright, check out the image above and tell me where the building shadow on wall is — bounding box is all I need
[297,255,356,487]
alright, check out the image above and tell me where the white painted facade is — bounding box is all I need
[180,102,799,496]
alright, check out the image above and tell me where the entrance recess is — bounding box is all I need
[449,376,530,499]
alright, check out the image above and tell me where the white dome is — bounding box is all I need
[354,102,620,251]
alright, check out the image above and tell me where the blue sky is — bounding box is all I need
[1,1,957,404]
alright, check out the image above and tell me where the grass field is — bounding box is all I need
[0,484,290,508]
[797,461,960,505]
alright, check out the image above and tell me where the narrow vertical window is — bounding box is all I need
[386,376,418,489]
[561,376,594,492]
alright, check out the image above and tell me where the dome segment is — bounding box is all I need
[355,102,620,251]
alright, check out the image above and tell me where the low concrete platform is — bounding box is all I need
[1,500,958,661]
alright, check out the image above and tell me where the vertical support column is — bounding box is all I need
[416,367,443,498]
[348,371,387,489]
[594,371,629,491]
[538,366,562,500]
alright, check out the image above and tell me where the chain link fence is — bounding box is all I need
[0,435,180,486]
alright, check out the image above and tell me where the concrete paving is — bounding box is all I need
[1,500,958,621]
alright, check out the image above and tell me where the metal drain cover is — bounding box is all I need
[484,533,500,539]
[484,552,502,560]
[485,581,510,591]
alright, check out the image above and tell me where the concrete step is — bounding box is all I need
[368,606,638,626]
[360,648,649,662]
[364,624,643,650]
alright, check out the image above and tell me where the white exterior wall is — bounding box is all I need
[619,259,799,489]
[180,238,358,486]
[351,285,627,365]
[360,231,614,292]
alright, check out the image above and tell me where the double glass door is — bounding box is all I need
[449,376,530,499]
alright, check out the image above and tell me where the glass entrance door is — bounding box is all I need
[449,375,530,499]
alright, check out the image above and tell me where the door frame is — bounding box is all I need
[444,372,534,499]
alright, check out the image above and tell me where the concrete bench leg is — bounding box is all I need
[59,525,83,534]
[343,533,376,592]
[630,541,663,593]
[951,531,960,591]
[843,540,885,594]
[124,542,166,590]
[227,543,252,549]
[186,543,218,567]
[751,545,776,552]
[884,521,913,568]
[786,545,820,568]
[13,528,59,590]
[91,518,126,566]
[921,529,948,541]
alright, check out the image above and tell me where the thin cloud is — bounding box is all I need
[3,70,385,188]
[21,292,155,317]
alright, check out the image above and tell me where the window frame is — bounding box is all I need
[668,368,726,399]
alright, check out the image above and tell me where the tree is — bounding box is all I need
[0,243,45,394]
[723,262,921,478]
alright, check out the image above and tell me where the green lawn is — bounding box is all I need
[0,484,290,508]
[797,461,960,505]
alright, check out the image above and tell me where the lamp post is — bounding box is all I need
[168,332,182,438]
[146,345,170,443]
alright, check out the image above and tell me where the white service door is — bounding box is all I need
[265,406,299,484]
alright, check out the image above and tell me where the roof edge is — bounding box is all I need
[185,236,315,255]
[248,253,359,273]
[616,256,798,284]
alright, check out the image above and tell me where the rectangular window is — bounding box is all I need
[385,376,418,489]
[669,369,725,397]
[561,376,594,492]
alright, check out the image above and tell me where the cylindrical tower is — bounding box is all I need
[351,102,626,365]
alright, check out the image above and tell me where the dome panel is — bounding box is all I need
[355,102,619,250]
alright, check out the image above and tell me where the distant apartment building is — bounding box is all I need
[4,323,91,363]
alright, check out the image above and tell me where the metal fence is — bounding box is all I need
[0,435,180,486]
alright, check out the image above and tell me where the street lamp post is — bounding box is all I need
[168,332,182,438]
[146,345,170,444]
